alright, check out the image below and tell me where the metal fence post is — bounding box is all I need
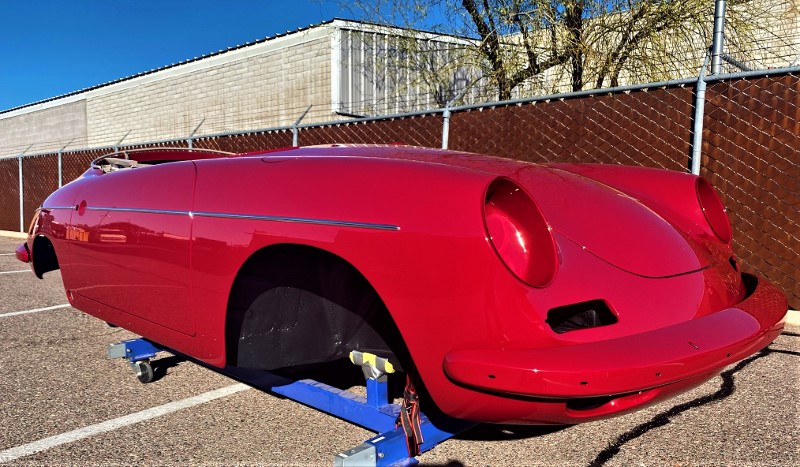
[57,140,73,188]
[18,155,23,232]
[441,91,467,150]
[441,107,451,150]
[691,52,711,176]
[57,151,62,188]
[115,130,132,154]
[293,105,312,146]
[17,145,31,232]
[711,0,727,74]
[187,118,205,149]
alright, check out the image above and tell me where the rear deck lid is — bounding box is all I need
[517,166,710,278]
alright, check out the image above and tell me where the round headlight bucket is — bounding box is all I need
[484,178,558,287]
[696,178,732,244]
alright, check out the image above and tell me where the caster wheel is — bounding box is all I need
[134,360,154,384]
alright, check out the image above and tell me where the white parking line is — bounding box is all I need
[0,383,250,463]
[0,253,15,256]
[0,270,30,275]
[0,304,71,318]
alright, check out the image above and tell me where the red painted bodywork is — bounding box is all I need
[15,242,30,263]
[20,145,787,425]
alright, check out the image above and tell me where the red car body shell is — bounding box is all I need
[22,145,787,425]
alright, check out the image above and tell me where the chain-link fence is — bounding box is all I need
[447,85,696,171]
[1,66,797,309]
[0,158,19,232]
[1,0,798,308]
[701,71,800,309]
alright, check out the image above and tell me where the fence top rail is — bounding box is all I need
[296,109,446,130]
[703,65,800,83]
[449,77,699,113]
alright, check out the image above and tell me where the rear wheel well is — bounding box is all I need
[225,243,411,373]
[32,235,59,278]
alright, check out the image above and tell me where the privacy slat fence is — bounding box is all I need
[2,69,798,309]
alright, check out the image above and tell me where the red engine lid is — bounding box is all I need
[518,167,710,278]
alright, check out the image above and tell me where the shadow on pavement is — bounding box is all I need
[587,345,799,467]
[456,423,567,441]
[150,355,187,383]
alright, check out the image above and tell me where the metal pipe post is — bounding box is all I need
[711,0,727,74]
[691,53,711,176]
[57,140,73,188]
[115,130,132,154]
[293,105,313,147]
[18,155,23,232]
[441,107,451,149]
[441,90,468,150]
[187,118,205,149]
[57,151,63,188]
[17,145,31,232]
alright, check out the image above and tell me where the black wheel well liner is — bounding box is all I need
[32,235,59,278]
[224,243,411,372]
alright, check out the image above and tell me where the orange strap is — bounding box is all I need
[396,374,424,457]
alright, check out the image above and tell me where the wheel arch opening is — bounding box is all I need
[32,235,59,278]
[224,243,412,374]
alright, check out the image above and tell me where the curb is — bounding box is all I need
[786,309,800,327]
[0,230,27,239]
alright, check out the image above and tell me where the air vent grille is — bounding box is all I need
[546,300,617,334]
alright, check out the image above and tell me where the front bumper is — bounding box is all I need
[443,274,787,399]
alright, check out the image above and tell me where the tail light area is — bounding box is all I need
[484,178,558,287]
[696,178,732,244]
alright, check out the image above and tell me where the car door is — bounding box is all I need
[68,161,196,336]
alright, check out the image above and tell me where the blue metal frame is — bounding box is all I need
[110,337,474,465]
[246,373,474,465]
[110,338,163,362]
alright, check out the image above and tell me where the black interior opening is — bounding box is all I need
[546,299,617,334]
[566,396,614,411]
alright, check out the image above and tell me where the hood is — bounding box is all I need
[516,166,711,278]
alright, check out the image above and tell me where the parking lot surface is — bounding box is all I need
[0,236,797,466]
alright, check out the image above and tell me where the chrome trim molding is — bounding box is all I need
[87,206,189,216]
[53,205,399,231]
[192,211,400,231]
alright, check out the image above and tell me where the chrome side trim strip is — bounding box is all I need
[87,206,189,216]
[192,211,400,231]
[51,205,400,231]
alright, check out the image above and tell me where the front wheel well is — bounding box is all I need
[32,235,59,278]
[225,243,411,373]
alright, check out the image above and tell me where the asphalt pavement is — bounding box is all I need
[0,235,797,466]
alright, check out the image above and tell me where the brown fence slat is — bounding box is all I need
[0,158,20,231]
[22,155,59,225]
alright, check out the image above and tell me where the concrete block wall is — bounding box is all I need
[0,24,340,157]
[85,35,334,147]
[0,101,87,156]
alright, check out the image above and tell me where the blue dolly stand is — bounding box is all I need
[107,338,475,466]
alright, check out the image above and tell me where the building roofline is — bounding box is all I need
[1,17,476,116]
[1,18,342,115]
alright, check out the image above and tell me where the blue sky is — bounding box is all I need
[0,0,348,111]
